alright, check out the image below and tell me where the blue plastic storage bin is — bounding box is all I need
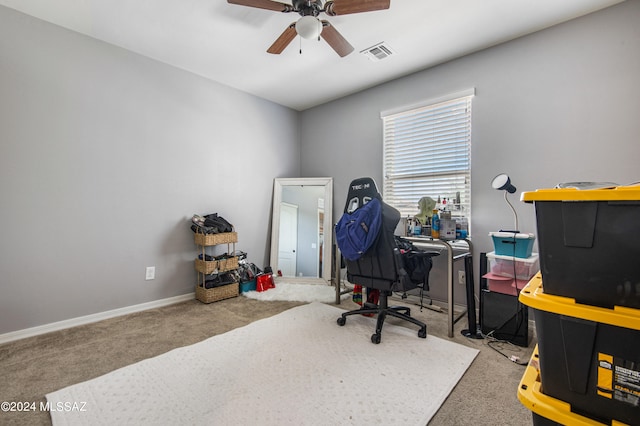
[239,279,256,293]
[489,232,535,258]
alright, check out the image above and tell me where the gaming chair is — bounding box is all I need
[335,177,438,344]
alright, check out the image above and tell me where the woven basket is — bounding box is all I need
[194,232,238,246]
[194,256,239,274]
[195,282,239,304]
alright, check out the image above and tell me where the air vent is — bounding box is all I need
[360,42,395,62]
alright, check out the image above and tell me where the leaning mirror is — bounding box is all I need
[270,177,333,284]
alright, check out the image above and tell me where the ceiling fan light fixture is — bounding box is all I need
[295,16,322,39]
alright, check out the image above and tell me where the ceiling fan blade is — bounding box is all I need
[227,0,290,12]
[267,23,297,54]
[324,0,390,16]
[320,21,354,57]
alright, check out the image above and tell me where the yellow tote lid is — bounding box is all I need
[519,275,640,330]
[521,184,640,203]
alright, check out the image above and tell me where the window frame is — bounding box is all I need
[380,89,474,228]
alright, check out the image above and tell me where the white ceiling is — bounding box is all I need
[0,0,625,111]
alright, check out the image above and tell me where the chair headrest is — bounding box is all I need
[344,177,382,213]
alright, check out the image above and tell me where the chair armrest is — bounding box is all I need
[393,248,410,280]
[411,250,440,258]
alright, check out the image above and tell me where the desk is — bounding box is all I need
[406,237,473,337]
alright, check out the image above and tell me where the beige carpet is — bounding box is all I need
[46,302,478,426]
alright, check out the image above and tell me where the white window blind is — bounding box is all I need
[382,93,473,222]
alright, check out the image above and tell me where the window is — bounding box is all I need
[381,90,473,226]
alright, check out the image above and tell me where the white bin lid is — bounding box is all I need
[487,251,539,263]
[489,231,535,240]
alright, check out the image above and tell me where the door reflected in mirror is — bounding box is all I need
[270,178,333,283]
[277,201,299,277]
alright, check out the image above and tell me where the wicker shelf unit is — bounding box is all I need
[194,231,239,303]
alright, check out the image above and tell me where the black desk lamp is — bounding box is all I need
[491,173,519,233]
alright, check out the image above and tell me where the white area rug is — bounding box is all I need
[47,303,478,426]
[242,281,350,303]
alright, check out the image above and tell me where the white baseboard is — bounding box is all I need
[0,293,195,345]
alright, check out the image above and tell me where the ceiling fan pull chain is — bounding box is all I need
[299,37,302,54]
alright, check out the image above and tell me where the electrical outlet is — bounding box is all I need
[145,266,155,280]
[458,270,465,285]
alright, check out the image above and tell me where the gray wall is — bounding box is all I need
[0,6,300,334]
[300,0,640,301]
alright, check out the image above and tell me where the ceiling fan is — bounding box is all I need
[227,0,390,57]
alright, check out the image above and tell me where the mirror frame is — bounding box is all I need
[270,177,333,284]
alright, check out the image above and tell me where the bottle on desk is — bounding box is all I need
[431,209,440,239]
[413,219,423,235]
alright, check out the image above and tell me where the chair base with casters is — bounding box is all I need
[337,290,427,344]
